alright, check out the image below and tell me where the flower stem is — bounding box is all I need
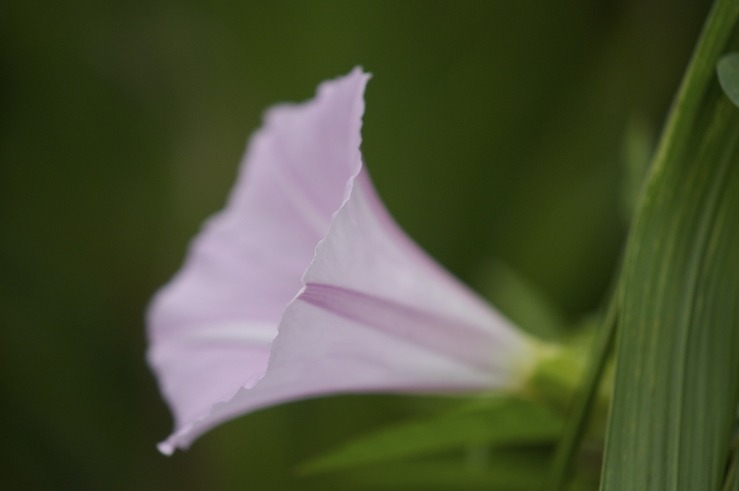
[547,293,618,491]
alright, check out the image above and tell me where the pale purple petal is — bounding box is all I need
[148,68,369,448]
[302,169,531,375]
[158,169,536,453]
[150,68,536,455]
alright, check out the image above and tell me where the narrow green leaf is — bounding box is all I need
[718,52,739,107]
[602,0,739,489]
[301,398,562,474]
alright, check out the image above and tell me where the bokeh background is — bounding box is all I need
[1,0,711,489]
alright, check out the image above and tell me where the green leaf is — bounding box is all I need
[718,52,739,107]
[301,398,563,474]
[602,0,739,489]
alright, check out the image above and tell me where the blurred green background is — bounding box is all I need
[0,1,710,489]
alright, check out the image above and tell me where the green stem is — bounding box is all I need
[547,293,618,491]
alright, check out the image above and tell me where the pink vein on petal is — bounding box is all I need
[299,283,500,373]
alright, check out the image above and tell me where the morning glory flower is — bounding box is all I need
[147,67,539,455]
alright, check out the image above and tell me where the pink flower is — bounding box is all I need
[147,68,537,455]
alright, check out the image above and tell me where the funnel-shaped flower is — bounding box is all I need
[148,68,538,454]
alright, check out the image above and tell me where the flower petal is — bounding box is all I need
[302,169,531,375]
[150,68,536,455]
[158,169,535,454]
[148,68,370,449]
